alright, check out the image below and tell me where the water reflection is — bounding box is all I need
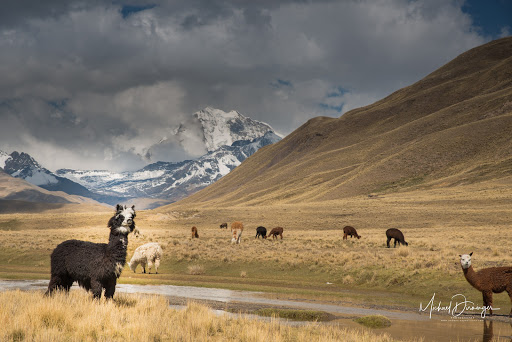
[482,319,512,342]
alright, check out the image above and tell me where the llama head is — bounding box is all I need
[108,204,136,235]
[459,252,473,269]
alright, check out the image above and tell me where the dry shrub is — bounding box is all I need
[187,265,205,275]
[395,248,409,257]
[240,271,247,278]
[342,275,355,285]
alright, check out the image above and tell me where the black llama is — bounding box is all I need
[45,204,137,299]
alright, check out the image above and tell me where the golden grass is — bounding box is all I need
[0,290,404,342]
[2,181,512,309]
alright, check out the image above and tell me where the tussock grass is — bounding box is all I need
[0,290,404,342]
[354,315,392,328]
[187,264,205,275]
[253,308,330,321]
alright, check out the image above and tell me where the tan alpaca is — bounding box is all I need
[231,221,244,244]
[460,252,512,316]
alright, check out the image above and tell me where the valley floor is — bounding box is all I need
[1,179,512,340]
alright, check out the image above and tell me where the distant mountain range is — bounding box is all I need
[1,108,281,209]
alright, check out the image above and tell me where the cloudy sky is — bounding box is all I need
[0,0,510,171]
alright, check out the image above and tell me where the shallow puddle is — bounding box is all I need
[2,279,512,341]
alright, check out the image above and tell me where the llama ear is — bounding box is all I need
[116,204,123,212]
[131,205,135,210]
[469,252,473,256]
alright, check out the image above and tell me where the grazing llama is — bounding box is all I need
[255,226,267,239]
[268,227,284,240]
[191,226,199,238]
[386,228,408,248]
[129,242,163,274]
[231,221,244,244]
[343,226,361,239]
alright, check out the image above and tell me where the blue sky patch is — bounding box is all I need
[462,0,511,38]
[120,4,156,19]
[327,86,349,98]
[270,79,293,88]
[319,103,344,113]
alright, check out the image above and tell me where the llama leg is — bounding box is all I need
[154,258,160,274]
[90,280,103,299]
[62,277,74,292]
[394,239,398,248]
[507,289,512,316]
[386,237,391,248]
[280,233,283,240]
[343,233,347,240]
[45,276,61,296]
[147,260,154,274]
[482,291,493,316]
[104,279,117,299]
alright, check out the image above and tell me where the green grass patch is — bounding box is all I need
[0,219,21,231]
[354,315,391,328]
[253,308,330,321]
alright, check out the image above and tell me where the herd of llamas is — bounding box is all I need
[44,204,512,317]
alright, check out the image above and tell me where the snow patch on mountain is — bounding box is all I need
[57,131,281,202]
[194,107,275,151]
[0,150,10,169]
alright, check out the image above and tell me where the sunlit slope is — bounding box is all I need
[0,169,108,212]
[173,37,512,207]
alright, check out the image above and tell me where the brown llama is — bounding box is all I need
[231,221,244,244]
[460,252,512,316]
[343,226,361,239]
[191,226,199,238]
[268,227,284,240]
[220,222,228,229]
[386,228,408,248]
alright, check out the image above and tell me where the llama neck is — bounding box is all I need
[463,266,481,290]
[107,232,129,264]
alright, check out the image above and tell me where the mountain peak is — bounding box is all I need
[193,107,275,151]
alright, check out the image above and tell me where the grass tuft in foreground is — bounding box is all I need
[253,308,331,321]
[354,315,392,328]
[0,290,406,341]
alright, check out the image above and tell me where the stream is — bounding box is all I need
[2,279,512,341]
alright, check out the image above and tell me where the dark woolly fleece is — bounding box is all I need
[386,228,408,248]
[45,204,136,299]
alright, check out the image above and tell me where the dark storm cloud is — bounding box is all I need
[0,0,490,171]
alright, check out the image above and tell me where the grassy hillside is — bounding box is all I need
[173,37,512,207]
[0,169,109,213]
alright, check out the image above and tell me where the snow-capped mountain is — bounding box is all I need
[193,107,277,151]
[145,107,279,161]
[0,151,127,204]
[1,151,60,186]
[2,108,282,208]
[57,131,281,205]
